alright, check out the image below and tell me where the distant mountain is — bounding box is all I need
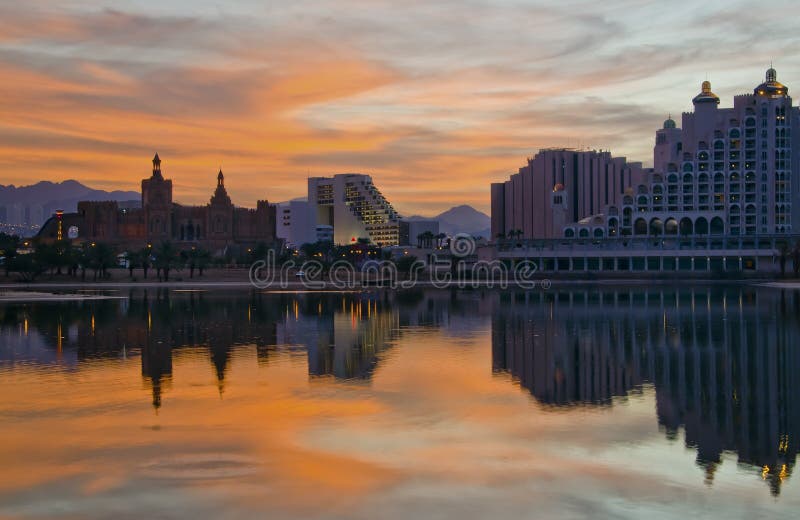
[406,204,491,239]
[0,180,140,230]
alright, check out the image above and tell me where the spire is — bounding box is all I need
[210,167,232,206]
[152,153,163,179]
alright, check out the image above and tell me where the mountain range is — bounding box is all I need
[0,180,140,228]
[406,204,491,239]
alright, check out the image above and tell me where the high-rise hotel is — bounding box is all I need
[309,174,401,246]
[492,68,799,241]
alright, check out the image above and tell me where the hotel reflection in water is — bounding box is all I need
[0,287,798,494]
[492,288,800,496]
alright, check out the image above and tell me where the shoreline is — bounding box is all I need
[0,278,796,292]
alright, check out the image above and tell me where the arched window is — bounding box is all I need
[564,228,575,238]
[679,217,693,236]
[729,129,740,139]
[634,218,648,236]
[579,228,590,238]
[710,217,724,235]
[593,228,604,238]
[683,173,693,183]
[695,217,709,235]
[683,163,694,172]
[608,218,618,235]
[649,218,664,236]
[665,218,678,235]
[668,174,678,184]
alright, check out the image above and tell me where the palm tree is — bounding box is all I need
[195,248,211,277]
[154,241,178,282]
[418,230,435,249]
[85,242,115,280]
[435,232,447,248]
[139,246,152,279]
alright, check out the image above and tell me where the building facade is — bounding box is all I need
[308,174,401,246]
[276,200,316,248]
[491,149,646,240]
[36,154,277,253]
[492,69,800,243]
[489,69,800,274]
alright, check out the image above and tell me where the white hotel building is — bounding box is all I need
[490,69,800,274]
[308,174,401,246]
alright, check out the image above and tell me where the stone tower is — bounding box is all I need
[142,153,173,244]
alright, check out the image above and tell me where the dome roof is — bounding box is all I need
[754,67,788,97]
[553,183,565,192]
[693,81,720,104]
[663,115,676,129]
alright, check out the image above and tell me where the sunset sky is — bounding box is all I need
[1,0,799,215]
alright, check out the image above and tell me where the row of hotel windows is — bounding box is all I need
[564,215,786,238]
[566,216,724,238]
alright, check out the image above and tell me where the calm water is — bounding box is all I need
[0,287,798,519]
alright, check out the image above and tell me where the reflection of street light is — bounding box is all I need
[91,242,96,247]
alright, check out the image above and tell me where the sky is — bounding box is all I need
[1,0,799,215]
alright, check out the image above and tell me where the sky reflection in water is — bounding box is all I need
[0,287,798,519]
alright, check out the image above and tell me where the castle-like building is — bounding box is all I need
[37,154,277,253]
[489,68,799,274]
[492,68,799,241]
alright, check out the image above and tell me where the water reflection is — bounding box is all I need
[1,286,799,500]
[492,288,800,495]
[0,289,481,406]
